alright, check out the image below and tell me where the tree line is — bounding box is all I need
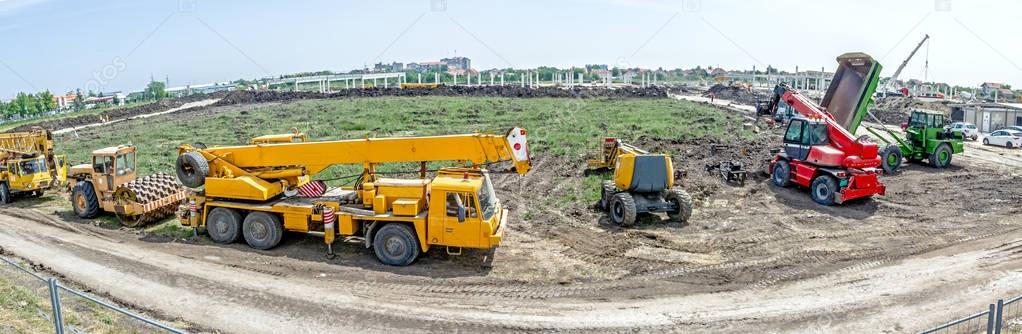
[0,90,63,120]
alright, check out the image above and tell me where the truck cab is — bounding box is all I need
[426,169,505,250]
[1,155,68,201]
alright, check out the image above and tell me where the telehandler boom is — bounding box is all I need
[0,127,67,203]
[175,128,531,266]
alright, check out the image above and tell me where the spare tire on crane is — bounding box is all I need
[176,151,209,188]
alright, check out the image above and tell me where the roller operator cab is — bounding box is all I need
[69,146,186,227]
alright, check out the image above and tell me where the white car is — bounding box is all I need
[949,122,978,140]
[983,130,1022,148]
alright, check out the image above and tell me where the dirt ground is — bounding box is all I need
[2,97,1022,333]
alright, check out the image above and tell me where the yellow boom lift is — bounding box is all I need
[588,138,693,226]
[0,127,67,204]
[175,127,531,266]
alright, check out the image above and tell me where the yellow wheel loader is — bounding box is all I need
[68,145,186,227]
[174,127,531,266]
[0,127,68,204]
[587,137,693,226]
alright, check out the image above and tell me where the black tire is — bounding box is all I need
[929,143,953,168]
[0,182,11,205]
[599,180,615,210]
[242,212,284,250]
[880,144,903,174]
[175,152,209,188]
[609,192,637,226]
[983,138,989,145]
[665,189,693,223]
[70,181,100,218]
[372,223,420,266]
[206,207,243,244]
[972,135,978,141]
[810,175,839,206]
[771,160,792,187]
[1009,142,1015,149]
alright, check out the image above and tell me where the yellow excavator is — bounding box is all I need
[587,137,692,226]
[69,145,186,227]
[174,127,531,266]
[0,127,67,204]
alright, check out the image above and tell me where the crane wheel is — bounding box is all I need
[243,212,283,250]
[176,152,209,188]
[665,189,693,223]
[771,160,792,188]
[880,144,903,174]
[373,223,420,266]
[929,143,953,168]
[810,175,838,206]
[610,193,637,226]
[207,208,243,244]
[0,182,10,205]
[70,181,100,218]
[599,181,615,210]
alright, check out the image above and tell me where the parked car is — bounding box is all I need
[999,126,1022,133]
[983,130,1022,148]
[949,122,979,140]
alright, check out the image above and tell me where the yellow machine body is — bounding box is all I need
[587,137,675,192]
[68,145,186,226]
[0,128,66,199]
[177,128,531,261]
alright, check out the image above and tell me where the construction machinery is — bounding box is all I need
[587,138,693,226]
[0,127,67,203]
[69,145,186,227]
[174,128,531,266]
[759,53,886,205]
[878,34,929,98]
[863,108,963,173]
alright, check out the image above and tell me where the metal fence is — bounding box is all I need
[0,255,186,334]
[922,294,1022,334]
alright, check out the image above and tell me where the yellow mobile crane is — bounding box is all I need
[588,137,692,226]
[175,127,531,266]
[0,128,67,203]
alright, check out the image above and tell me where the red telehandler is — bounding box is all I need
[760,53,886,205]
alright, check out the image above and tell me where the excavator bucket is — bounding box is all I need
[821,52,883,134]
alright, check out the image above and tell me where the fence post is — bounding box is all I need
[994,299,1004,334]
[988,303,996,334]
[47,278,65,334]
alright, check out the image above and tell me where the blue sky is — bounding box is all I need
[1,0,1020,98]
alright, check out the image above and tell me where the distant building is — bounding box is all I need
[373,62,404,72]
[441,57,471,70]
[52,93,78,109]
[951,102,1022,132]
[981,82,1005,95]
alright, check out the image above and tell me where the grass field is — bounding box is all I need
[55,96,752,178]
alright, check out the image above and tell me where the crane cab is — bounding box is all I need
[425,169,504,250]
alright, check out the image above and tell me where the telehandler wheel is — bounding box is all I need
[810,175,838,206]
[771,160,792,187]
[609,192,637,226]
[206,207,243,244]
[599,181,615,210]
[665,189,693,223]
[929,143,953,168]
[880,144,903,174]
[0,182,10,205]
[242,212,283,250]
[70,181,100,218]
[373,223,420,266]
[175,152,209,188]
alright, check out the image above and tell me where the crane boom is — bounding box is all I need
[178,127,531,201]
[882,34,929,95]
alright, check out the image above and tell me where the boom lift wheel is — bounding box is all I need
[0,182,10,204]
[880,144,903,174]
[242,212,284,250]
[928,143,953,168]
[373,223,420,266]
[771,160,792,187]
[70,181,100,218]
[810,175,839,206]
[609,192,637,226]
[599,181,615,210]
[665,189,693,223]
[207,207,243,244]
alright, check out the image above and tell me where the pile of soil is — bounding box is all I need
[216,86,669,106]
[871,97,951,125]
[703,84,766,105]
[5,92,226,133]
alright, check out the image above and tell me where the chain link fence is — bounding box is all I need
[0,255,186,334]
[922,294,1022,334]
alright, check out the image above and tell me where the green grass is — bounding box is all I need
[145,220,194,239]
[55,96,751,178]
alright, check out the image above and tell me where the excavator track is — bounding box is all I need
[114,172,184,227]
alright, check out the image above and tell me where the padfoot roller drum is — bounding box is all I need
[113,173,185,227]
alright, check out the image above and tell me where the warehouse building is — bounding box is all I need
[950,102,1022,132]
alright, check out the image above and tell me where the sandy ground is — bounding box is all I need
[2,99,1022,333]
